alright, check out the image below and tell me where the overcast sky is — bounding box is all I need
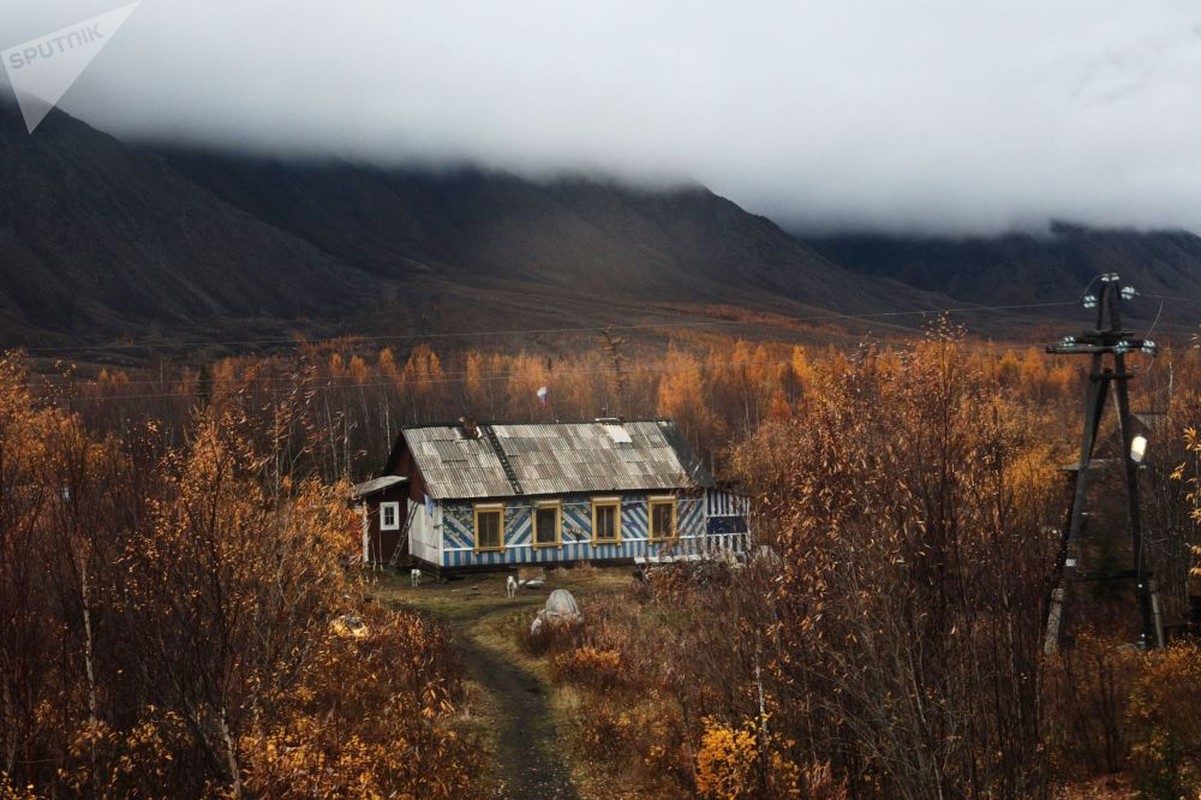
[3,1,1200,235]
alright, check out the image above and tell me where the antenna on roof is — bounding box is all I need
[458,415,480,439]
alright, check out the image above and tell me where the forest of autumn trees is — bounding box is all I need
[513,326,1201,799]
[5,322,1201,797]
[0,353,477,798]
[64,330,1084,481]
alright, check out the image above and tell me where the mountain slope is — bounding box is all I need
[0,102,381,347]
[5,97,1201,353]
[0,99,952,350]
[804,223,1201,329]
[160,152,914,317]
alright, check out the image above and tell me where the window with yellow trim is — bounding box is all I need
[649,498,676,542]
[591,497,621,543]
[534,500,561,547]
[474,503,505,551]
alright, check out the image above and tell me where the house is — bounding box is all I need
[351,418,751,572]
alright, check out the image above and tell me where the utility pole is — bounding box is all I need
[1043,273,1160,653]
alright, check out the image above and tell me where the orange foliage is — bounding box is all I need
[658,347,725,455]
[695,717,760,799]
[0,352,479,798]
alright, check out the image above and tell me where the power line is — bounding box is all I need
[19,274,1182,403]
[1141,292,1201,307]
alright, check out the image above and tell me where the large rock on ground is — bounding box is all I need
[530,589,582,635]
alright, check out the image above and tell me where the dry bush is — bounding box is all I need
[733,329,1062,798]
[1043,632,1145,779]
[629,561,735,606]
[695,716,818,800]
[572,690,692,793]
[691,715,850,797]
[0,353,479,798]
[1044,638,1201,798]
[520,616,583,658]
[0,776,38,800]
[801,761,851,800]
[536,560,787,796]
[695,717,759,799]
[1126,643,1201,799]
[240,605,479,799]
[552,646,627,691]
[57,712,199,799]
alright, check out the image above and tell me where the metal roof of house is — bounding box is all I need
[402,420,714,500]
[351,475,407,499]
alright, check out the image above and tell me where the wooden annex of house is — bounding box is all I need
[351,418,751,572]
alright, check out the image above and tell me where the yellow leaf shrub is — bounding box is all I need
[695,717,759,799]
[552,646,624,690]
[1127,643,1201,798]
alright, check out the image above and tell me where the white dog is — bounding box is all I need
[410,568,422,587]
[506,575,517,598]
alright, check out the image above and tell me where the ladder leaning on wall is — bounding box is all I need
[388,503,418,569]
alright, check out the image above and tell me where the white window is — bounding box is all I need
[380,501,401,531]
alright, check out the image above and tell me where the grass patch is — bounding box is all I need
[368,564,640,799]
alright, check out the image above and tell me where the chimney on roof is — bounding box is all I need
[459,415,480,439]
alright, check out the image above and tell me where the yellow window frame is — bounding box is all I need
[648,496,677,542]
[532,500,562,548]
[474,502,505,552]
[591,496,622,543]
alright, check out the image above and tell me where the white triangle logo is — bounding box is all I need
[2,2,140,133]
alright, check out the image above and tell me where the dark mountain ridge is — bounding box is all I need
[1,99,1197,354]
[157,149,899,314]
[0,102,945,351]
[0,102,374,347]
[806,223,1201,330]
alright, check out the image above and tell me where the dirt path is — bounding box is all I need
[455,625,578,800]
[375,570,630,799]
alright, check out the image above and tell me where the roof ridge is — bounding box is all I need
[400,418,674,430]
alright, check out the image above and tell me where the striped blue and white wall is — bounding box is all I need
[704,490,752,554]
[431,489,751,569]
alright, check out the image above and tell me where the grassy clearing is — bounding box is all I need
[370,564,629,619]
[369,563,638,799]
[369,565,632,663]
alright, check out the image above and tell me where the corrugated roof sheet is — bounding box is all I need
[403,420,713,499]
[351,475,407,499]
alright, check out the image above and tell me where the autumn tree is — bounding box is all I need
[0,352,479,798]
[658,347,726,458]
[734,329,1062,798]
[399,343,446,422]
